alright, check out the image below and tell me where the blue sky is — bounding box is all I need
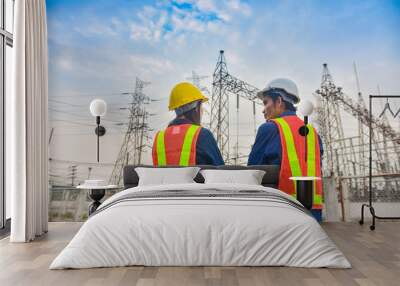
[46,0,400,101]
[46,0,400,165]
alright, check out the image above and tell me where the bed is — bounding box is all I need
[50,165,351,269]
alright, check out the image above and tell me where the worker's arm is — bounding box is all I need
[248,122,281,165]
[317,134,324,158]
[196,128,225,166]
[317,134,324,169]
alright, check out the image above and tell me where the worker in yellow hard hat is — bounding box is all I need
[152,82,224,166]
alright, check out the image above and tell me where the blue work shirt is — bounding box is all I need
[248,111,323,166]
[168,118,224,166]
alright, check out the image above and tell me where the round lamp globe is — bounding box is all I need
[90,99,107,117]
[298,100,314,116]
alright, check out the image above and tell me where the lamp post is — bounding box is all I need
[298,100,314,162]
[90,99,107,162]
[290,100,318,210]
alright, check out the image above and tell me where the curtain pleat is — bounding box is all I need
[10,0,49,242]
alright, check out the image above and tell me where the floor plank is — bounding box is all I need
[0,222,399,286]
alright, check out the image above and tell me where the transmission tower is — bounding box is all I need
[187,71,211,128]
[109,77,152,186]
[353,62,368,198]
[210,50,260,162]
[187,71,208,89]
[315,63,400,202]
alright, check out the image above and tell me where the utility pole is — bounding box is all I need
[69,165,77,186]
[87,167,92,179]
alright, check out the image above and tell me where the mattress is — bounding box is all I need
[50,183,351,269]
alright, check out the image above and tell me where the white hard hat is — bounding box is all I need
[257,78,300,104]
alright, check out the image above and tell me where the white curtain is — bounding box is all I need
[10,0,49,242]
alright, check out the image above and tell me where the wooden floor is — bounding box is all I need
[0,222,399,286]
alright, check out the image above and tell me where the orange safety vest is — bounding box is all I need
[271,115,323,209]
[152,124,201,166]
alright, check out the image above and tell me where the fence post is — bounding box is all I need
[323,176,340,222]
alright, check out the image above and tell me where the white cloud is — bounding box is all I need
[194,0,217,12]
[54,58,74,71]
[73,21,118,37]
[129,55,174,75]
[226,0,251,16]
[171,13,206,33]
[129,0,252,43]
[131,8,168,41]
[130,23,152,41]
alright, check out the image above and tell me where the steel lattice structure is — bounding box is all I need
[315,64,400,202]
[210,50,260,162]
[109,77,152,186]
[187,71,211,129]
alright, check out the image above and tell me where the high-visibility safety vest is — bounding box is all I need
[152,124,202,166]
[271,115,323,209]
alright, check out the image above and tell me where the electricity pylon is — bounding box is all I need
[210,50,260,162]
[109,77,152,186]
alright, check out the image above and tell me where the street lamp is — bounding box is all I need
[90,99,107,162]
[298,100,314,162]
[290,100,318,210]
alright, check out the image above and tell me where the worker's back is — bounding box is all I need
[248,111,323,166]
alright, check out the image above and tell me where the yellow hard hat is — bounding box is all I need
[168,82,208,111]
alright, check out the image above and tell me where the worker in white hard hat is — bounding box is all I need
[248,78,324,221]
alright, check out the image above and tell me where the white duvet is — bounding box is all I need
[50,183,351,269]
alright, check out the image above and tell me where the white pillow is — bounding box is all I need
[200,169,266,185]
[135,167,200,186]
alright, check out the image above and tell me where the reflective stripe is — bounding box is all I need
[307,125,321,204]
[275,118,302,194]
[314,191,322,204]
[156,131,166,166]
[307,124,315,176]
[179,125,200,166]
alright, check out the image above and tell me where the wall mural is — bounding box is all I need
[46,0,400,222]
